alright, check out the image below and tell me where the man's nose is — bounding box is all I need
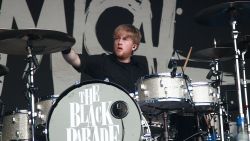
[118,38,123,44]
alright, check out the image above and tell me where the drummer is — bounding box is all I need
[61,24,149,93]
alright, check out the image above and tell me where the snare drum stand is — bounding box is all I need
[24,38,39,141]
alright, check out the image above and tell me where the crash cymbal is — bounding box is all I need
[0,29,75,55]
[0,64,9,77]
[192,47,234,61]
[195,1,250,26]
[238,35,250,50]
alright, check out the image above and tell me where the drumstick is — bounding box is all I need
[183,47,192,71]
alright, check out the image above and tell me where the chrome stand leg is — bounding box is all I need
[240,51,250,139]
[163,112,169,141]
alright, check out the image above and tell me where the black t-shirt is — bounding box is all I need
[75,53,149,93]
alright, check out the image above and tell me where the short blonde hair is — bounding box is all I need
[113,24,142,46]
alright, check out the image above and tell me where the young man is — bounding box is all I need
[62,24,149,93]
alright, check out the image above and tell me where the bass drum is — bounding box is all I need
[47,81,151,141]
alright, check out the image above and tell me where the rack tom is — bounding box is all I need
[136,73,191,112]
[190,82,218,111]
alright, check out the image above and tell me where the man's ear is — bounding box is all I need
[132,45,137,51]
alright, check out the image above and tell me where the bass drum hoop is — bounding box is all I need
[46,80,145,141]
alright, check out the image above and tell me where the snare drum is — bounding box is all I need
[47,81,151,141]
[2,110,31,141]
[137,73,191,111]
[190,82,218,111]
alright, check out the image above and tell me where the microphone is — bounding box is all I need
[206,62,221,79]
[168,50,176,69]
[171,67,177,78]
[206,69,213,79]
[211,80,220,88]
[206,62,215,80]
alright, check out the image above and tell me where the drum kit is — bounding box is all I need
[0,29,76,141]
[0,1,249,141]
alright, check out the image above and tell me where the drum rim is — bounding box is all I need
[37,94,60,102]
[46,80,142,141]
[141,72,184,79]
[4,109,29,115]
[191,81,210,86]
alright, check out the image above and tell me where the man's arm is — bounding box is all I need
[62,48,81,68]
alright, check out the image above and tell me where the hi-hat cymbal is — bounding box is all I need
[0,64,9,77]
[192,47,234,61]
[0,29,75,55]
[195,1,250,26]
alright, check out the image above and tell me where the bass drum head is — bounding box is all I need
[47,81,143,141]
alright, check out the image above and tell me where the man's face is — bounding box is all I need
[113,31,136,61]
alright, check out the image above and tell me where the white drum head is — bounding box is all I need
[47,81,143,141]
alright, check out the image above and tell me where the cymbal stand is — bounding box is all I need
[240,50,250,138]
[231,20,245,133]
[213,59,225,141]
[25,39,38,141]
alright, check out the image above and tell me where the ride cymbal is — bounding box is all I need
[192,47,234,61]
[0,29,75,55]
[195,1,250,26]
